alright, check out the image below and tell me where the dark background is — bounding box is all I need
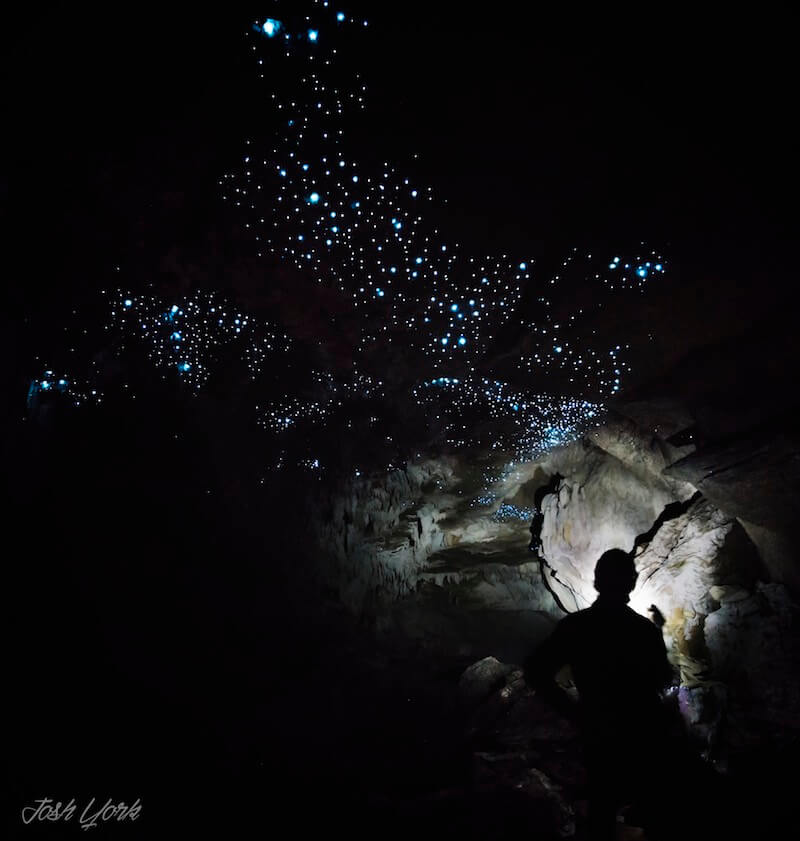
[5,3,797,357]
[3,2,797,836]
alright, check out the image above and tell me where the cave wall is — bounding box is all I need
[311,409,800,752]
[532,417,800,751]
[311,458,458,614]
[535,421,697,611]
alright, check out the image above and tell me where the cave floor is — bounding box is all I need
[9,602,797,839]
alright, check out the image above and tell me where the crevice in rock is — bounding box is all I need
[537,555,580,615]
[633,489,703,554]
[528,472,562,553]
[666,425,699,447]
[534,474,583,615]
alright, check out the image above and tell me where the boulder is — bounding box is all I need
[458,656,515,706]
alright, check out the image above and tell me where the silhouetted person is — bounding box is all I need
[524,548,676,841]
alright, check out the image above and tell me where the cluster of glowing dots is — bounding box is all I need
[27,370,101,410]
[257,369,381,433]
[224,1,527,366]
[413,377,605,463]
[515,248,666,396]
[108,291,291,389]
[34,2,668,494]
[492,504,535,523]
[255,5,361,45]
[216,2,668,476]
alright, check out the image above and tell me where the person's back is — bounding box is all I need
[556,598,670,730]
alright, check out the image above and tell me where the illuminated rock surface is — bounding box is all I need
[311,385,800,767]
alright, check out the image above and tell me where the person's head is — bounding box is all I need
[593,548,637,599]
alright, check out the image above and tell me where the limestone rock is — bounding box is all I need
[703,582,800,745]
[458,656,515,706]
[738,519,800,596]
[708,585,750,603]
[311,401,800,762]
[632,498,736,658]
[536,429,699,610]
[665,430,800,533]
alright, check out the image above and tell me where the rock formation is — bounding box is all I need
[310,391,800,760]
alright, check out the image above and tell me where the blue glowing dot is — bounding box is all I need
[279,169,287,176]
[337,12,345,21]
[171,305,179,314]
[458,336,467,346]
[613,257,620,263]
[288,120,294,126]
[637,268,647,277]
[554,346,562,353]
[171,332,182,341]
[655,263,663,271]
[411,190,417,197]
[330,211,337,218]
[123,299,132,307]
[41,381,50,389]
[331,226,338,232]
[376,288,384,297]
[262,18,282,37]
[441,337,449,345]
[308,192,320,203]
[302,164,309,171]
[416,257,423,264]
[390,266,397,273]
[179,362,191,372]
[609,263,617,269]
[450,304,458,312]
[308,29,319,42]
[519,262,527,270]
[512,403,519,411]
[58,379,67,386]
[352,175,358,182]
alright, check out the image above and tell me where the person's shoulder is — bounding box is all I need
[625,605,661,635]
[558,607,592,632]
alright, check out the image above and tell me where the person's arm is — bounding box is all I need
[523,620,580,723]
[648,620,677,693]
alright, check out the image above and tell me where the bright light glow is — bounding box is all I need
[262,18,282,37]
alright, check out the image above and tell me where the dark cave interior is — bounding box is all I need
[4,3,800,839]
